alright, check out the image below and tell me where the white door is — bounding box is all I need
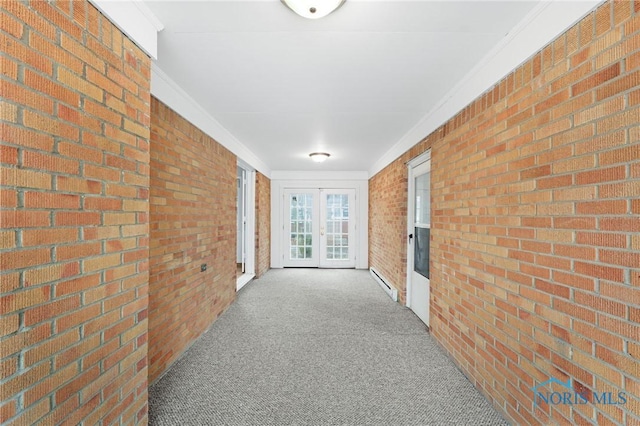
[319,189,355,268]
[283,189,356,268]
[407,155,431,326]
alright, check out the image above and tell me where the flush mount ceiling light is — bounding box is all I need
[281,0,346,19]
[309,152,331,162]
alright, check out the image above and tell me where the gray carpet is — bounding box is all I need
[149,269,508,425]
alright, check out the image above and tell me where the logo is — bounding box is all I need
[532,378,627,407]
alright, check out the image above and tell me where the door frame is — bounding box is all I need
[270,173,369,269]
[281,188,357,268]
[319,188,356,268]
[282,189,320,268]
[406,151,431,311]
[237,160,256,291]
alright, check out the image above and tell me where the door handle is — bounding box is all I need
[408,233,413,240]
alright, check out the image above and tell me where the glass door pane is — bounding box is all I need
[289,193,313,260]
[324,194,349,260]
[319,189,355,268]
[283,190,319,267]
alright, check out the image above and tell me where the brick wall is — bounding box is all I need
[370,1,640,424]
[1,1,151,424]
[148,97,237,383]
[255,171,271,278]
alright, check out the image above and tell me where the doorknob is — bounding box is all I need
[408,233,413,240]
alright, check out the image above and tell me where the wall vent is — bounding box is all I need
[370,267,398,302]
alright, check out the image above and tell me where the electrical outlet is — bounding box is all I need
[200,264,207,272]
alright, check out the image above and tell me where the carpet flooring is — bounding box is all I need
[149,269,508,425]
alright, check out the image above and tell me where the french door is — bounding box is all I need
[283,189,356,268]
[407,153,431,326]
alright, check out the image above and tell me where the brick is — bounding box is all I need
[27,31,82,75]
[54,273,101,298]
[86,66,123,98]
[84,197,123,211]
[1,32,53,75]
[2,79,55,114]
[57,103,101,132]
[1,167,52,190]
[576,165,626,184]
[6,397,50,425]
[56,175,102,194]
[600,217,640,232]
[0,123,55,152]
[0,4,151,423]
[572,62,621,95]
[0,101,17,122]
[597,107,640,134]
[57,141,103,164]
[574,261,624,282]
[0,55,19,80]
[22,228,78,247]
[55,365,100,404]
[576,232,626,248]
[0,145,18,166]
[29,0,83,40]
[56,242,102,261]
[84,99,122,126]
[24,67,80,107]
[23,109,80,141]
[0,248,51,271]
[23,295,81,327]
[54,211,101,226]
[57,67,103,101]
[55,304,101,333]
[23,192,80,209]
[0,230,16,250]
[24,329,80,367]
[59,33,105,71]
[599,145,640,166]
[575,291,626,318]
[596,70,640,100]
[23,151,80,175]
[23,261,81,288]
[83,253,121,272]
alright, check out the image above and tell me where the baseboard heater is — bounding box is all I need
[370,267,398,302]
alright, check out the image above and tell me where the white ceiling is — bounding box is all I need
[143,1,564,173]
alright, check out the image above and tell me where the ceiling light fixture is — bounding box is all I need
[309,152,331,162]
[281,0,346,19]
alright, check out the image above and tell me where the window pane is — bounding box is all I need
[415,172,430,226]
[289,193,313,260]
[414,227,430,279]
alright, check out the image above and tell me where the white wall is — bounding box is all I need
[271,171,369,269]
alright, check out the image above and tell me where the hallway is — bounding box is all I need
[148,269,507,425]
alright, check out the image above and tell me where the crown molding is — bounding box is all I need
[89,0,163,59]
[270,171,368,181]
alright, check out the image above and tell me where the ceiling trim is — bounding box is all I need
[151,63,272,178]
[368,0,603,178]
[271,171,368,181]
[89,0,163,59]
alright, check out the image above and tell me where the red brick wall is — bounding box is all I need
[1,1,151,424]
[370,1,640,424]
[148,97,237,383]
[255,171,271,278]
